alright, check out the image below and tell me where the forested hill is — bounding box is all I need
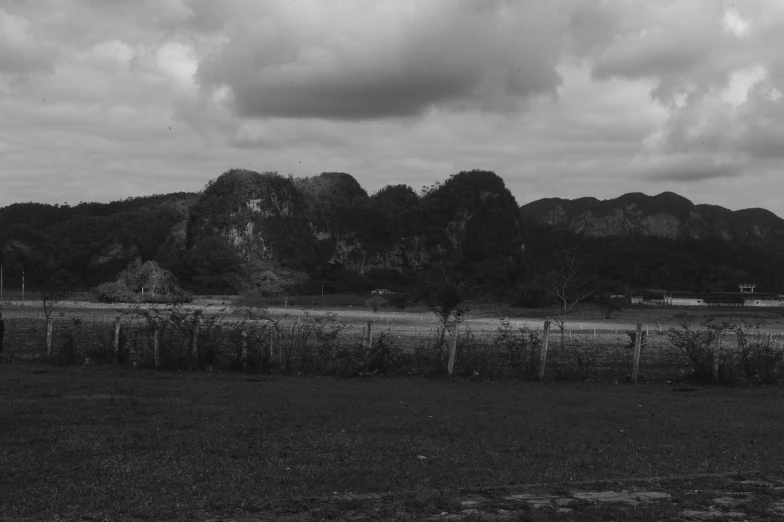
[0,193,197,287]
[2,172,783,297]
[520,192,784,294]
[520,191,784,248]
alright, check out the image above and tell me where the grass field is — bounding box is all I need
[1,364,784,520]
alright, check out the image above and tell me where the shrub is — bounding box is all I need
[365,295,388,313]
[667,321,717,383]
[735,326,784,383]
[454,328,496,378]
[366,332,412,375]
[93,281,137,303]
[493,319,540,378]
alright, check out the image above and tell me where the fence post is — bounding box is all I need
[46,318,53,356]
[447,322,458,376]
[278,325,285,370]
[242,329,249,373]
[365,320,373,349]
[192,318,200,368]
[113,316,121,363]
[713,331,721,384]
[631,323,642,383]
[539,320,550,380]
[153,321,160,368]
[261,327,271,373]
[269,328,276,368]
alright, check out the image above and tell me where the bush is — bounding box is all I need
[493,319,540,378]
[366,332,412,375]
[93,281,137,303]
[736,327,784,383]
[366,296,390,313]
[454,328,496,378]
[667,323,716,382]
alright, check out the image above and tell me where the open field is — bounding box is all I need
[1,364,783,521]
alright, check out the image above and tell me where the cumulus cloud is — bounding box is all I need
[0,9,58,74]
[194,0,566,120]
[2,0,784,217]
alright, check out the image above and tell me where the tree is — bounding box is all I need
[532,247,595,369]
[597,293,623,320]
[29,258,74,323]
[6,242,74,353]
[416,263,476,375]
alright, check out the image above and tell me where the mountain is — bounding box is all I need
[176,169,525,295]
[3,179,783,298]
[0,193,196,288]
[520,192,784,294]
[520,191,784,247]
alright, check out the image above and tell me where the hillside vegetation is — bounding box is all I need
[1,170,783,298]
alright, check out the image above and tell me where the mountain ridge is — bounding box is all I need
[520,191,784,247]
[2,179,783,296]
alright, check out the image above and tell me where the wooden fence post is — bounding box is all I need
[241,329,249,372]
[713,331,721,384]
[192,318,200,368]
[539,320,551,380]
[261,327,271,373]
[365,321,373,349]
[46,318,53,356]
[631,323,642,383]
[447,322,458,376]
[278,326,285,369]
[113,316,121,363]
[153,321,160,368]
[269,328,276,367]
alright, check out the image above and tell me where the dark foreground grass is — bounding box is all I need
[1,364,783,521]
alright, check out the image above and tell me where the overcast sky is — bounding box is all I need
[1,0,783,216]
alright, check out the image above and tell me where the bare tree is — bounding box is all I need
[533,247,595,368]
[6,246,73,324]
[28,258,74,355]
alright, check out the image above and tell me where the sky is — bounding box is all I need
[1,0,783,216]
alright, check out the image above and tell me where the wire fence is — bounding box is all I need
[1,306,783,384]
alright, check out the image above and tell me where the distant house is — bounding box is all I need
[635,284,782,308]
[370,289,393,296]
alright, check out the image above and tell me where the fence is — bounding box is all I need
[1,307,783,383]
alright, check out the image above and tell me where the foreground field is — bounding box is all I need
[1,364,783,521]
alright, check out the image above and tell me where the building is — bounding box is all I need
[633,284,782,308]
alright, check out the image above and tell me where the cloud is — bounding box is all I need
[194,0,566,120]
[633,153,741,182]
[0,9,58,75]
[3,0,784,219]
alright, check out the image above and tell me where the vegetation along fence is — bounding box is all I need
[1,306,783,384]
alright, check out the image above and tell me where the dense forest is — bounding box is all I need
[1,169,783,301]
